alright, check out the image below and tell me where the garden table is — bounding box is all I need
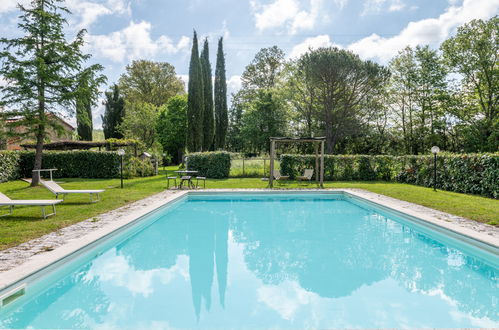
[174,170,199,189]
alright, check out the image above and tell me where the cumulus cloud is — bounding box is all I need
[251,0,324,34]
[362,0,407,15]
[289,34,341,58]
[348,0,499,62]
[86,21,190,63]
[0,0,29,13]
[66,0,131,30]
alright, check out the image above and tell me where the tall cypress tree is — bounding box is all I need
[214,37,228,149]
[187,31,204,151]
[76,69,105,141]
[200,38,214,151]
[101,84,125,139]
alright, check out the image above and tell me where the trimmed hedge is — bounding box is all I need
[0,151,21,182]
[187,151,231,178]
[280,153,499,198]
[19,151,121,179]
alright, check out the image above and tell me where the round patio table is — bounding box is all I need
[174,170,199,189]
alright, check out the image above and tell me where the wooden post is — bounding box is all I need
[321,141,325,187]
[263,158,266,176]
[269,140,275,188]
[243,158,245,176]
[315,143,319,185]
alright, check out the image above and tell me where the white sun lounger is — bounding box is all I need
[41,180,104,203]
[297,169,314,181]
[273,169,289,181]
[0,192,62,218]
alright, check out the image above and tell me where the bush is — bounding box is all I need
[280,153,499,198]
[187,151,231,178]
[19,151,121,179]
[0,151,21,182]
[123,156,155,178]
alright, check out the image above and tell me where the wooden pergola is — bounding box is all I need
[269,137,326,188]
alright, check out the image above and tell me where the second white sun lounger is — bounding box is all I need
[0,192,62,218]
[41,180,104,203]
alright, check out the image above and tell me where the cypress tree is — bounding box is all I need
[214,37,228,149]
[101,84,125,139]
[200,38,214,151]
[187,30,204,151]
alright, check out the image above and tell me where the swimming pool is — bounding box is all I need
[0,192,498,329]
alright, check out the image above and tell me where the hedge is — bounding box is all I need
[187,151,231,178]
[18,151,121,179]
[0,151,21,183]
[280,153,499,198]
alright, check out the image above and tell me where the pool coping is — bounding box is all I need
[0,188,497,294]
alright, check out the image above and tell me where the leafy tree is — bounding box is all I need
[200,38,214,151]
[119,102,158,149]
[441,17,498,151]
[227,46,287,153]
[241,46,285,91]
[156,95,187,164]
[298,47,389,153]
[102,84,125,139]
[388,46,448,154]
[214,37,228,150]
[118,60,184,107]
[240,91,288,153]
[187,31,204,152]
[75,69,105,141]
[0,0,104,186]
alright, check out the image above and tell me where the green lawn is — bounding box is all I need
[0,170,497,250]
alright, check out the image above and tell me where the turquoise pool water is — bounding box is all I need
[0,193,498,329]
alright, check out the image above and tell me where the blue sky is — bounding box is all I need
[0,0,497,127]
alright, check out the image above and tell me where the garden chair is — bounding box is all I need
[273,169,289,181]
[196,176,206,189]
[166,171,177,189]
[0,192,62,219]
[297,169,314,182]
[40,180,104,203]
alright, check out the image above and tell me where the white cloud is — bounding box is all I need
[251,0,324,34]
[86,21,190,63]
[289,34,342,58]
[348,0,499,63]
[227,75,242,92]
[0,0,29,14]
[65,0,131,30]
[362,0,406,15]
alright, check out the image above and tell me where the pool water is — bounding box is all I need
[0,193,498,329]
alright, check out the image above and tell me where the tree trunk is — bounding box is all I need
[31,123,45,186]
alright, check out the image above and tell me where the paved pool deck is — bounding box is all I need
[1,188,498,292]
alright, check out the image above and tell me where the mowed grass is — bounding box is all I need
[0,170,497,250]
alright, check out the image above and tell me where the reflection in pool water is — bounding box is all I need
[0,195,498,329]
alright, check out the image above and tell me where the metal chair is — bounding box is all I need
[166,173,178,189]
[196,176,206,189]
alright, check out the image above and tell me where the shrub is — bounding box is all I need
[0,151,21,182]
[187,151,231,178]
[280,153,499,198]
[19,151,121,179]
[123,156,155,178]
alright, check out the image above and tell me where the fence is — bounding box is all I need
[230,158,278,178]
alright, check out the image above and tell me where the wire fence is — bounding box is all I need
[230,158,279,178]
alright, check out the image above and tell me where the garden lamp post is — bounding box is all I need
[117,149,125,189]
[431,146,440,191]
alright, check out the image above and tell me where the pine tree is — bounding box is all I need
[200,38,214,150]
[214,37,228,149]
[101,84,125,139]
[187,31,204,151]
[0,0,104,185]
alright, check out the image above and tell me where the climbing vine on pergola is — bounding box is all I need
[269,137,326,188]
